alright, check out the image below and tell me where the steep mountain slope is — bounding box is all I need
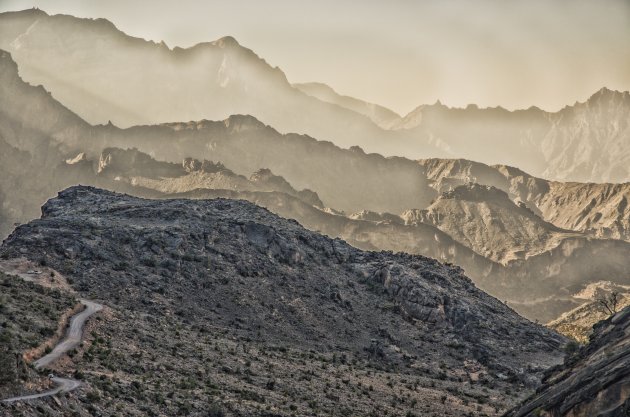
[421,158,630,242]
[401,184,580,264]
[293,82,402,128]
[0,49,94,235]
[507,306,630,417]
[541,88,630,183]
[0,186,566,416]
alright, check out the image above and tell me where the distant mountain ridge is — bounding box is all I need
[1,9,629,183]
[419,158,630,242]
[0,8,411,154]
[293,82,402,128]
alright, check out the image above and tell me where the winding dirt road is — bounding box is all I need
[1,299,103,403]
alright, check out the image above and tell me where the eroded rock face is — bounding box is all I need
[507,307,630,417]
[421,158,630,243]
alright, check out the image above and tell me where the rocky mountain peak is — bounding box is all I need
[222,114,268,132]
[578,87,630,114]
[211,35,240,48]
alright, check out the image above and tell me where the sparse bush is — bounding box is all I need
[564,340,580,355]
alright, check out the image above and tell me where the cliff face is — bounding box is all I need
[0,186,566,416]
[507,306,630,417]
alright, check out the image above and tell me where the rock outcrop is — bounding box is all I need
[507,306,630,417]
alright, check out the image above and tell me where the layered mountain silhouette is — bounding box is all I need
[1,47,630,325]
[419,159,630,243]
[2,9,629,183]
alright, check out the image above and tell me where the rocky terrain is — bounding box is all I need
[0,6,628,416]
[401,184,580,264]
[0,186,567,416]
[0,272,78,398]
[420,158,630,243]
[507,306,630,417]
[2,9,629,183]
[96,147,324,207]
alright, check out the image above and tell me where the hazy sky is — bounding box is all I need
[2,0,629,114]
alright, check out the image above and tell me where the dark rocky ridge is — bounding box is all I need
[0,186,566,416]
[507,306,630,417]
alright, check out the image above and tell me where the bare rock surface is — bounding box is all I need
[421,158,630,243]
[507,306,630,417]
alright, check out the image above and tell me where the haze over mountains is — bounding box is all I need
[1,9,630,183]
[2,44,630,326]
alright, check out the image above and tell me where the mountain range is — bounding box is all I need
[2,46,630,325]
[1,9,630,184]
